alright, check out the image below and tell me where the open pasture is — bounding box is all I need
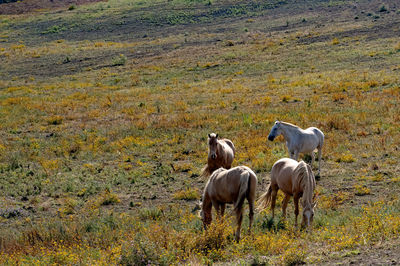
[1,0,400,264]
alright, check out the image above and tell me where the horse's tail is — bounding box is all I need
[233,170,251,213]
[256,184,273,212]
[200,164,211,179]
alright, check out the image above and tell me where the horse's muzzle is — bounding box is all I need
[268,135,275,141]
[211,154,217,159]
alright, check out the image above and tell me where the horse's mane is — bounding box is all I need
[294,161,314,207]
[210,167,226,177]
[280,121,300,129]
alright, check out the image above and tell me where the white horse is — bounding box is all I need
[267,121,324,176]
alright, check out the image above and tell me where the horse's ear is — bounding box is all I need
[215,133,218,138]
[208,133,211,138]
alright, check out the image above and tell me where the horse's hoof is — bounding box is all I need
[315,174,321,181]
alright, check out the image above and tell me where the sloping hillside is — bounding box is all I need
[0,0,399,264]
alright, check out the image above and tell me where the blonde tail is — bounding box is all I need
[256,185,272,212]
[200,165,211,179]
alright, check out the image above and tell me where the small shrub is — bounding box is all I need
[281,95,291,102]
[378,4,387,12]
[68,5,76,10]
[332,93,347,102]
[354,185,371,196]
[173,188,200,200]
[225,40,234,46]
[326,115,350,131]
[47,115,63,125]
[120,233,160,265]
[60,198,79,215]
[394,42,400,52]
[195,218,231,252]
[139,207,163,221]
[335,153,356,163]
[99,190,120,205]
[112,54,127,66]
[332,38,340,45]
[281,246,306,266]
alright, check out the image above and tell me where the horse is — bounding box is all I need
[257,158,317,229]
[200,166,257,242]
[200,133,235,178]
[267,121,324,176]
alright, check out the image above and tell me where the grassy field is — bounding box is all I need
[1,0,400,264]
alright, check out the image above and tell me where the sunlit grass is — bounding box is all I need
[0,0,399,264]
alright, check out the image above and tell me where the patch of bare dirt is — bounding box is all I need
[323,238,400,265]
[0,0,105,15]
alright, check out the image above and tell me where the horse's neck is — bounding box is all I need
[301,175,313,207]
[281,124,299,142]
[217,141,225,156]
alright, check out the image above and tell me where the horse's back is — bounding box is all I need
[208,166,255,202]
[271,158,298,194]
[218,139,235,168]
[221,139,235,154]
[307,127,324,142]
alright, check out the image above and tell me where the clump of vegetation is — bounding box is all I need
[281,95,292,102]
[99,189,120,206]
[335,153,356,163]
[47,115,63,125]
[378,4,387,12]
[112,54,127,66]
[281,246,306,265]
[354,184,371,196]
[173,187,200,200]
[332,37,340,45]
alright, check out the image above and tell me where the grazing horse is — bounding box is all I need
[257,158,317,229]
[200,166,257,242]
[200,133,235,178]
[267,121,324,176]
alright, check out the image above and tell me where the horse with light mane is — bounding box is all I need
[268,121,324,176]
[200,166,257,242]
[257,158,317,229]
[200,133,235,178]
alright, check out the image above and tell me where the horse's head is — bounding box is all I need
[268,121,281,141]
[198,196,212,229]
[301,201,317,229]
[208,133,219,160]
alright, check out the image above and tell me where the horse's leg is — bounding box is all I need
[235,208,243,242]
[294,150,299,161]
[220,203,226,218]
[271,189,278,219]
[248,199,254,233]
[311,151,315,169]
[289,149,295,160]
[213,202,221,220]
[317,146,322,176]
[282,193,291,219]
[294,193,300,228]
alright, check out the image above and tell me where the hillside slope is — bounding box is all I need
[1,0,400,264]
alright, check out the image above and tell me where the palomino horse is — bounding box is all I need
[268,121,324,176]
[200,133,235,178]
[257,158,317,228]
[200,166,257,242]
